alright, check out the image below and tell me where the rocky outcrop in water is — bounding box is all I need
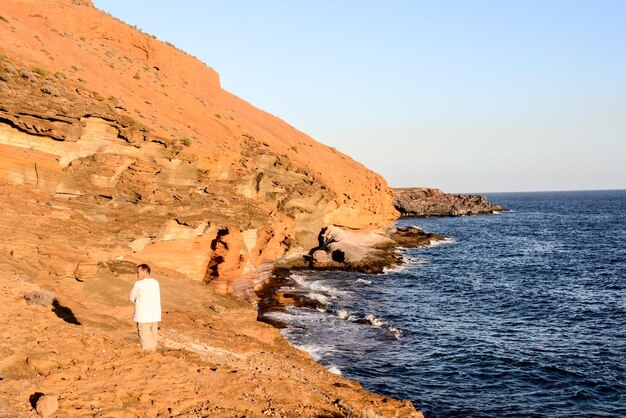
[393,188,503,217]
[293,225,444,274]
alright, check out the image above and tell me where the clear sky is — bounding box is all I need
[94,0,625,193]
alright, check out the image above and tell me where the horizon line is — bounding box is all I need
[390,187,626,195]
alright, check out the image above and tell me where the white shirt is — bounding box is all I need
[129,278,161,323]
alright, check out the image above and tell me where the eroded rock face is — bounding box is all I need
[393,188,503,217]
[0,0,398,300]
[0,3,427,416]
[0,2,424,415]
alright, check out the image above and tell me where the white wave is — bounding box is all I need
[427,237,457,248]
[402,256,431,266]
[290,273,311,289]
[337,309,359,322]
[384,256,430,273]
[365,314,385,328]
[307,292,328,305]
[316,306,327,313]
[356,278,372,285]
[282,337,343,377]
[289,272,307,281]
[327,364,342,375]
[264,310,296,323]
[338,309,387,329]
[389,326,403,339]
[337,309,350,320]
[292,343,325,361]
[265,305,323,325]
[291,273,343,296]
[383,263,410,274]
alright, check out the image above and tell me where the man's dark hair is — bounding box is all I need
[137,263,151,274]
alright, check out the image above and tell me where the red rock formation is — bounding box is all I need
[0,0,398,298]
[0,1,423,416]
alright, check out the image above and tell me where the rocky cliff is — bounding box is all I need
[0,0,398,299]
[0,1,422,416]
[393,188,503,217]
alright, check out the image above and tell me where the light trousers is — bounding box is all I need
[137,322,159,351]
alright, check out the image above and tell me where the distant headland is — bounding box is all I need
[393,188,503,217]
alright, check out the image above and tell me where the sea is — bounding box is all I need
[260,190,626,417]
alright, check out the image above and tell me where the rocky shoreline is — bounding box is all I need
[0,2,437,416]
[277,225,445,274]
[393,187,503,217]
[259,226,445,327]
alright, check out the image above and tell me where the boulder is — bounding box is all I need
[35,394,59,417]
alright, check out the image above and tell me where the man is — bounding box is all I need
[129,263,161,351]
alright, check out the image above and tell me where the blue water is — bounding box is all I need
[264,190,626,417]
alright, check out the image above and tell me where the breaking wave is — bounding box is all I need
[364,314,385,328]
[327,364,342,375]
[427,237,456,247]
[337,309,358,322]
[388,326,403,339]
[292,343,326,362]
[290,273,343,296]
[307,292,329,305]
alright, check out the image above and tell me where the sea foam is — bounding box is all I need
[427,237,457,248]
[337,309,350,320]
[327,364,343,375]
[389,326,403,339]
[307,292,329,305]
[293,343,325,361]
[364,314,385,327]
[291,273,343,296]
[384,256,430,273]
[337,309,359,321]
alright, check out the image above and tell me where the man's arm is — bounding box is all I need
[129,282,138,302]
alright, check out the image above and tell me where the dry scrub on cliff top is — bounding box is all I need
[23,289,55,306]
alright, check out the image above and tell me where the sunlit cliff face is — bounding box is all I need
[0,0,397,297]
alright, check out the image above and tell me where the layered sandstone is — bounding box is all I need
[393,188,503,217]
[0,0,397,298]
[0,0,422,416]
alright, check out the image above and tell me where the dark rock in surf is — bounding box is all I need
[393,187,503,217]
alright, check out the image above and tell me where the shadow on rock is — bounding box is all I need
[51,300,81,325]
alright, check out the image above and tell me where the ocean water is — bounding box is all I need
[261,190,626,417]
